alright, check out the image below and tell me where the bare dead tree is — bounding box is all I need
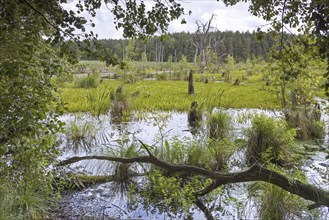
[191,14,224,72]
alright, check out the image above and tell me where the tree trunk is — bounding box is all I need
[194,46,198,65]
[195,199,215,220]
[281,78,287,109]
[188,70,194,95]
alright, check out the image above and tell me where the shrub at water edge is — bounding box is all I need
[245,115,296,166]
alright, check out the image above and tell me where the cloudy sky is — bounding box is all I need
[64,0,270,39]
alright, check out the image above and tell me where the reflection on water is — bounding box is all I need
[56,107,329,219]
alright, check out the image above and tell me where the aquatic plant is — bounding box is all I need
[61,80,280,113]
[87,85,111,117]
[249,176,309,220]
[245,115,296,166]
[65,115,98,154]
[208,110,232,141]
[107,142,140,196]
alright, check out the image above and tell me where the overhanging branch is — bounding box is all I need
[58,155,329,208]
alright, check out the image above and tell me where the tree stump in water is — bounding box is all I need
[188,101,201,130]
[233,77,240,85]
[188,70,194,95]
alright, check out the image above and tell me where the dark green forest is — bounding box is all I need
[81,31,278,62]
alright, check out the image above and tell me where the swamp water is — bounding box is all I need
[55,108,329,219]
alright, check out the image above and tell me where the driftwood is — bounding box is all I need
[59,149,329,209]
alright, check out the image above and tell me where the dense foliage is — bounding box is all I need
[0,1,68,218]
[80,31,278,62]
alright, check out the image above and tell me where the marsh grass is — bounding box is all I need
[0,182,51,220]
[61,75,280,113]
[249,182,308,220]
[87,85,111,117]
[208,110,232,141]
[245,115,296,166]
[130,81,279,111]
[61,88,90,112]
[107,143,140,196]
[155,136,236,173]
[65,115,98,154]
[60,80,121,112]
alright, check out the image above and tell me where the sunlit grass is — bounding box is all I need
[60,79,280,112]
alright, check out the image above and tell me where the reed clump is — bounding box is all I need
[249,182,307,220]
[65,116,97,154]
[208,110,232,141]
[87,85,111,117]
[110,85,131,123]
[245,115,296,166]
[284,107,324,141]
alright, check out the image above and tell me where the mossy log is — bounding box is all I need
[62,175,114,190]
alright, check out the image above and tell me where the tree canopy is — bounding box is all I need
[2,0,327,65]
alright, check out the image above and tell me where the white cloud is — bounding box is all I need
[62,1,122,39]
[62,1,270,39]
[168,1,269,33]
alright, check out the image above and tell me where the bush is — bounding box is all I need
[284,109,325,141]
[245,115,296,166]
[75,73,100,88]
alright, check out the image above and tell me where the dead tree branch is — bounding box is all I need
[58,155,329,208]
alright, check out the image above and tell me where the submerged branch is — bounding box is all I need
[195,198,215,220]
[59,155,329,208]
